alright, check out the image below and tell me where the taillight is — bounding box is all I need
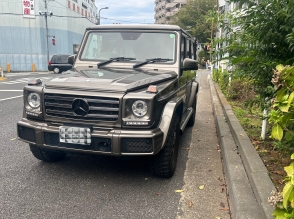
[48,61,52,65]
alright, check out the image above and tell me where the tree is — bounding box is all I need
[169,0,217,45]
[217,0,294,100]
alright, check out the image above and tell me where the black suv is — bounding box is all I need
[18,25,199,178]
[48,54,73,74]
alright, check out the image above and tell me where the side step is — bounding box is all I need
[179,107,193,133]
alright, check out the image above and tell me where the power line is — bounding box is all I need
[0,12,92,19]
[100,16,154,24]
[0,13,154,25]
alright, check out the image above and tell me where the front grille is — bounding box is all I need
[44,93,119,121]
[44,132,111,152]
[121,138,153,153]
[18,125,36,143]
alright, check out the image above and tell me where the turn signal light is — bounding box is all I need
[147,85,158,93]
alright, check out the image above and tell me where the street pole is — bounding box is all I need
[45,0,49,63]
[210,20,213,63]
[96,7,109,25]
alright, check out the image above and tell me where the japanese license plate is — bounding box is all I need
[59,126,91,145]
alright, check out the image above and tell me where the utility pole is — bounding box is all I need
[45,0,49,63]
[39,0,53,62]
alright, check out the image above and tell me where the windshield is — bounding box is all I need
[80,31,176,62]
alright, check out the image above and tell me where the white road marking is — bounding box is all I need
[6,72,51,77]
[0,90,23,91]
[0,77,52,85]
[0,95,23,102]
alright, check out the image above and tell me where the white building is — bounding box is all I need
[0,0,97,71]
[154,0,187,24]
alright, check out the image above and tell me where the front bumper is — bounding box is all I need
[17,118,164,156]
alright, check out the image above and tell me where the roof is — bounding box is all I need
[86,24,182,31]
[85,24,193,39]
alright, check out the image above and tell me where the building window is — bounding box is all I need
[68,0,71,9]
[77,6,80,13]
[72,3,75,11]
[72,0,77,2]
[82,3,87,9]
[82,8,84,16]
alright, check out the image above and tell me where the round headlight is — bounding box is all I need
[132,100,148,117]
[27,92,40,108]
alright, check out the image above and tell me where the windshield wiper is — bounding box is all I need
[97,57,136,68]
[133,58,173,68]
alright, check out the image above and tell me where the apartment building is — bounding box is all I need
[154,0,187,24]
[0,0,97,71]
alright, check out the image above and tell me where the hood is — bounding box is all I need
[45,68,178,92]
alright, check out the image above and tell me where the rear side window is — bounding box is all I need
[60,55,69,63]
[51,55,69,64]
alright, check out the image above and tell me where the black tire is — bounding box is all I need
[187,95,197,127]
[53,67,60,74]
[151,114,180,178]
[29,144,66,162]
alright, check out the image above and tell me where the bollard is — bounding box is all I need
[261,98,269,140]
[7,63,10,73]
[32,63,36,72]
[0,66,3,77]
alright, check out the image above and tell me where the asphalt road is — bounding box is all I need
[0,71,230,219]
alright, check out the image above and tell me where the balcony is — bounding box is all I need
[166,3,177,9]
[166,11,172,17]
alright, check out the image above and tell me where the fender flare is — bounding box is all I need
[188,81,199,108]
[158,96,184,151]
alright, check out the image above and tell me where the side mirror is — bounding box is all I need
[182,58,198,71]
[73,44,80,54]
[68,55,76,65]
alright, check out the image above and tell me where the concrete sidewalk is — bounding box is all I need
[209,71,275,219]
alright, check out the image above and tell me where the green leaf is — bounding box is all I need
[276,64,285,71]
[272,124,284,141]
[288,92,294,105]
[279,104,290,113]
[283,182,294,209]
[285,165,294,178]
[281,114,292,125]
[291,154,294,160]
[272,208,287,218]
[277,89,287,102]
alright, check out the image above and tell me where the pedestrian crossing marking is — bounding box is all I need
[0,77,52,85]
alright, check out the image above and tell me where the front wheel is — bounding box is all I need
[30,144,66,162]
[151,114,180,178]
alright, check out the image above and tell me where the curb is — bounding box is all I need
[209,76,276,219]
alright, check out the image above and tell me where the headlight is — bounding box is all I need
[27,92,40,108]
[132,100,148,117]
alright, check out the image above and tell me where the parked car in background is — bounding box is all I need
[48,54,73,74]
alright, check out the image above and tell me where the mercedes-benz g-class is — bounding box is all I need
[17,24,199,178]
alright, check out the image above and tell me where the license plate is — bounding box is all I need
[59,126,91,145]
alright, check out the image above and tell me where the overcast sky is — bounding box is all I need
[95,0,155,25]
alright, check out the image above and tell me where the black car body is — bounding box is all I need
[48,54,73,74]
[18,24,199,178]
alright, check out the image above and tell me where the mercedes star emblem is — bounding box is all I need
[72,98,89,116]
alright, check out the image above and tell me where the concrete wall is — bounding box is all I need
[0,0,95,71]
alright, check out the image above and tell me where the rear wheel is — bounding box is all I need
[53,67,60,74]
[29,144,66,162]
[151,114,180,178]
